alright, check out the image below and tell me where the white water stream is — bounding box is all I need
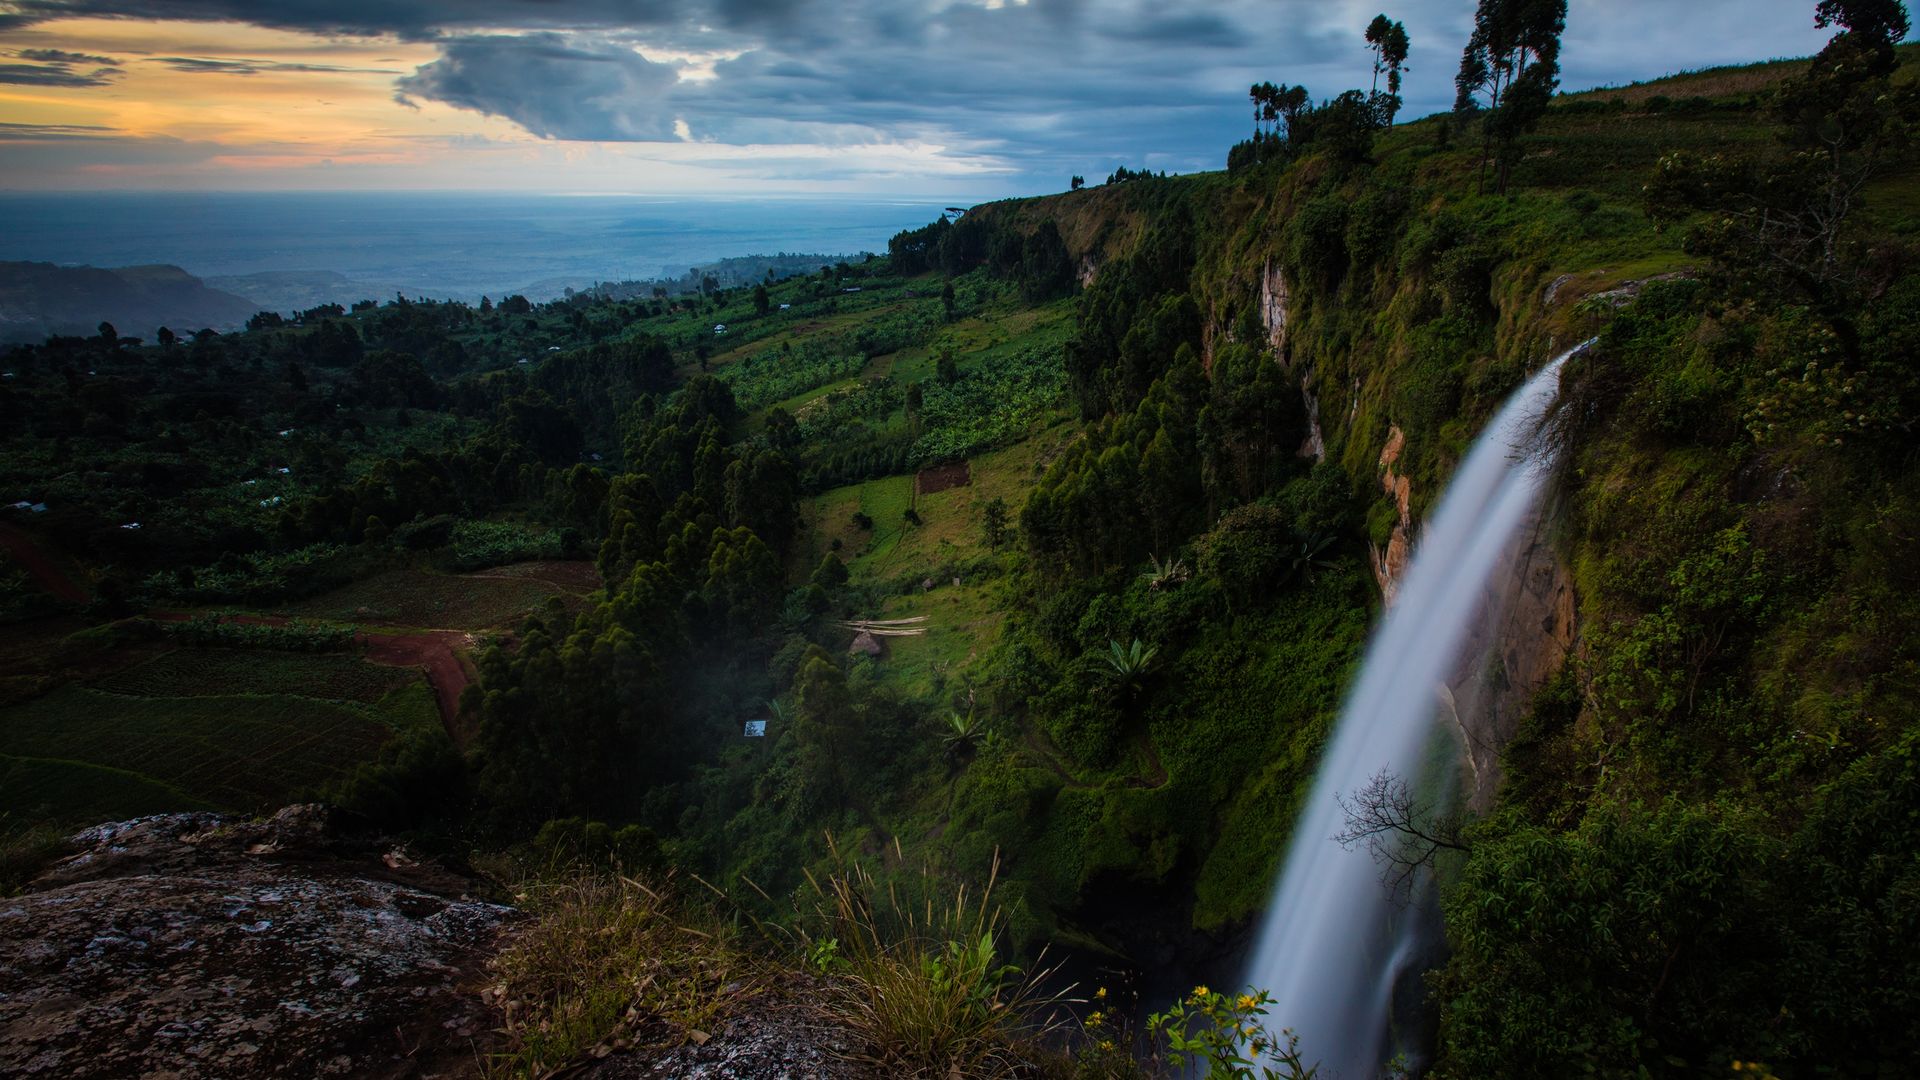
[1241,346,1584,1077]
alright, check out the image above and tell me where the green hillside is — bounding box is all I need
[4,19,1919,1079]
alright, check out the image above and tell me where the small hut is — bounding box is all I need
[849,630,884,659]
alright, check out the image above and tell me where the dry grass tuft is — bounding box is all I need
[796,837,1075,1078]
[483,873,766,1078]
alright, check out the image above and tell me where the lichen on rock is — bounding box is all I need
[0,805,514,1079]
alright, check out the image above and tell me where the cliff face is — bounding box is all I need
[999,169,1593,823]
[0,806,512,1079]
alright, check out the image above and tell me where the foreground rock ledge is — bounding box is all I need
[0,805,514,1079]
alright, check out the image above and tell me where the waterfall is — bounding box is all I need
[1241,345,1584,1077]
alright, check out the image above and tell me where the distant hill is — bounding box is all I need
[0,262,261,344]
[202,269,411,316]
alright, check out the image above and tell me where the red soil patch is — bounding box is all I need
[0,522,86,604]
[915,460,971,496]
[359,630,475,742]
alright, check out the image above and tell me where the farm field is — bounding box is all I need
[0,647,436,826]
[275,563,597,629]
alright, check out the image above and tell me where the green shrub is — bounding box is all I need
[796,843,1069,1078]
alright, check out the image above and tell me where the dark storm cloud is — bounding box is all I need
[17,46,116,63]
[147,55,399,75]
[0,0,684,38]
[395,34,680,141]
[0,119,114,137]
[0,59,115,84]
[1097,12,1241,47]
[0,0,1854,186]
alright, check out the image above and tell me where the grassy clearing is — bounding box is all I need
[0,687,394,816]
[795,431,1075,698]
[802,426,1076,580]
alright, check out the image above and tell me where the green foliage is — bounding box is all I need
[448,519,563,571]
[1148,986,1316,1079]
[718,340,868,411]
[320,721,466,830]
[908,344,1069,466]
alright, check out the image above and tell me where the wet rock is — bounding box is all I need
[0,805,513,1079]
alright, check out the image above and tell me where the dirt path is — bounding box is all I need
[357,630,476,743]
[0,522,86,604]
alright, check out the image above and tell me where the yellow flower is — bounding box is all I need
[1099,1039,1115,1052]
[1095,986,1108,999]
[1236,993,1258,1011]
[1191,984,1210,999]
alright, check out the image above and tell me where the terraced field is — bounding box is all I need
[0,647,437,826]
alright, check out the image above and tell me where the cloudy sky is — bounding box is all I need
[0,0,1838,197]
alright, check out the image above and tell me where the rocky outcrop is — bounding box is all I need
[1370,425,1414,605]
[1077,254,1100,289]
[0,805,513,1079]
[1300,385,1327,461]
[1259,260,1291,360]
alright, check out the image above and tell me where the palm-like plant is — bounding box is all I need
[1101,638,1159,680]
[1143,553,1190,591]
[941,710,984,759]
[1286,530,1342,584]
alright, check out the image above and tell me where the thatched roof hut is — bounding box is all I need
[849,630,884,658]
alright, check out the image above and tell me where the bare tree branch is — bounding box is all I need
[1335,770,1468,905]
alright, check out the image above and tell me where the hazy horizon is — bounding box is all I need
[0,191,957,306]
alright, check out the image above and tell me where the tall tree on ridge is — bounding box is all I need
[1454,0,1568,193]
[1366,14,1412,126]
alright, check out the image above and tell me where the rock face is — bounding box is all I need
[1370,425,1415,605]
[0,805,513,1079]
[1300,385,1327,462]
[1259,260,1291,358]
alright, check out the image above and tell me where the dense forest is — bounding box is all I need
[5,2,1920,1077]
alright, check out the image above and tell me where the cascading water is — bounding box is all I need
[1241,344,1587,1078]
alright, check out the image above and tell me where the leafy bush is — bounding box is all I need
[1148,985,1315,1079]
[448,519,562,571]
